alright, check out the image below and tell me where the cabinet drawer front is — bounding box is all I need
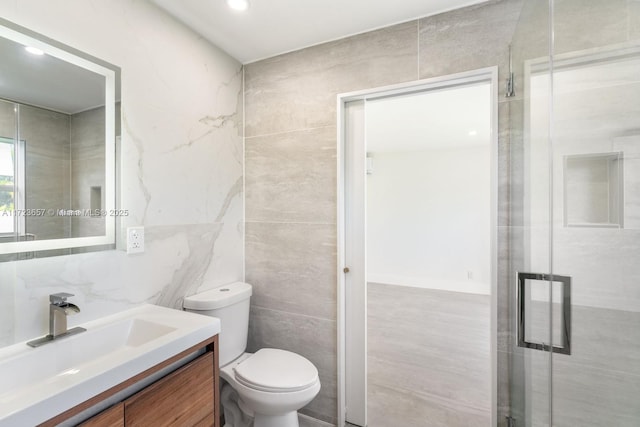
[125,352,214,427]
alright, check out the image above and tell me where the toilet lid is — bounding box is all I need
[233,348,318,392]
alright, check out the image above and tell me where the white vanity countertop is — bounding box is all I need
[0,304,220,427]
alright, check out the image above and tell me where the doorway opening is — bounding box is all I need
[337,68,498,427]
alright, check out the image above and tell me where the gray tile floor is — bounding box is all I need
[299,413,337,427]
[367,283,491,427]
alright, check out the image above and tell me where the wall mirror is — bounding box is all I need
[0,18,120,260]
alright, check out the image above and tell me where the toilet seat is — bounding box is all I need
[233,348,318,393]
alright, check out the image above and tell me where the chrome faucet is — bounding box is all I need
[27,293,86,347]
[49,293,81,337]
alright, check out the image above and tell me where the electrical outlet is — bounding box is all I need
[126,226,144,254]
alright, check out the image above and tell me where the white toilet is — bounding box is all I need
[183,282,321,427]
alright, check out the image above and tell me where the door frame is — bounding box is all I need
[336,67,499,427]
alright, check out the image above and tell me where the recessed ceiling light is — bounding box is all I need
[226,0,249,11]
[468,130,478,136]
[25,46,44,56]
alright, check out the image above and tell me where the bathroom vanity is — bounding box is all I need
[0,305,221,427]
[59,337,219,427]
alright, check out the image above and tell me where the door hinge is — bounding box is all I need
[506,44,515,98]
[506,72,515,98]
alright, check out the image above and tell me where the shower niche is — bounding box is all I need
[563,152,623,228]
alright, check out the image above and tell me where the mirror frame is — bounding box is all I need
[0,18,119,256]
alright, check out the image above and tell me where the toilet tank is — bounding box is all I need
[183,282,252,367]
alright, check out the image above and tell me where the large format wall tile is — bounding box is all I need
[419,0,523,97]
[509,0,549,65]
[248,306,337,424]
[497,350,512,427]
[19,105,70,240]
[245,126,337,224]
[527,352,640,427]
[518,307,640,426]
[498,101,512,227]
[245,222,336,320]
[565,305,640,376]
[497,224,512,353]
[554,0,638,54]
[243,1,533,424]
[503,348,528,427]
[554,228,640,312]
[70,107,107,238]
[551,360,640,427]
[244,21,418,137]
[507,99,525,228]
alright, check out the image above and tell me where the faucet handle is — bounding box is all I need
[50,293,74,305]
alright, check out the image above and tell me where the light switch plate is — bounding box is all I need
[126,226,144,254]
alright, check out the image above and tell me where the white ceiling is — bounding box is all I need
[366,83,491,153]
[0,36,106,114]
[151,0,488,64]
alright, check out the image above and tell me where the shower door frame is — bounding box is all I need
[336,67,499,427]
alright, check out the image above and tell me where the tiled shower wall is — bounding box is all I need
[508,1,640,426]
[69,104,122,239]
[0,102,71,242]
[244,0,524,424]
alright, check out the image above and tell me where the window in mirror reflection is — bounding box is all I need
[0,134,25,238]
[0,97,110,244]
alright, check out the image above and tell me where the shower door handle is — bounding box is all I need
[516,272,572,355]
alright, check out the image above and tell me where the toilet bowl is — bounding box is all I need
[221,349,321,426]
[183,282,321,427]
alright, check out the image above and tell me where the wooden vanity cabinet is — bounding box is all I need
[43,336,219,427]
[78,403,124,427]
[124,352,214,426]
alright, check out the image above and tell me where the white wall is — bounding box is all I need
[0,0,243,346]
[366,146,490,294]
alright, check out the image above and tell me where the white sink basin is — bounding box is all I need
[0,304,220,426]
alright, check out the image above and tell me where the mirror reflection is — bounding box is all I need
[0,21,120,258]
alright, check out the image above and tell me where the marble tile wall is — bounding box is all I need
[244,0,524,424]
[0,1,634,426]
[0,0,243,346]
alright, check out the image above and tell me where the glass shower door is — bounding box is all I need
[509,1,640,426]
[548,1,640,425]
[507,1,554,426]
